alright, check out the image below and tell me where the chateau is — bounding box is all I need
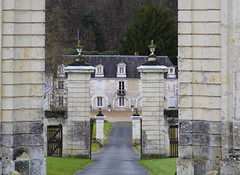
[47,55,178,112]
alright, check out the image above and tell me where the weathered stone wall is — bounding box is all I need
[178,0,240,174]
[0,0,46,174]
[220,0,240,174]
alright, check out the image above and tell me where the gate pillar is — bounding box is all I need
[178,0,240,174]
[0,1,46,174]
[64,52,94,158]
[138,42,168,158]
[95,110,105,146]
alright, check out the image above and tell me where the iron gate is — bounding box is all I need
[169,125,178,157]
[47,125,62,157]
[90,119,94,158]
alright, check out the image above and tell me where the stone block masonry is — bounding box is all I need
[0,0,46,174]
[64,66,95,158]
[178,0,240,174]
[138,66,169,159]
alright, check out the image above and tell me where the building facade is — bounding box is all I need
[49,55,178,112]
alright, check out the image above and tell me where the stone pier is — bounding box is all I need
[95,114,105,146]
[0,0,46,174]
[138,65,168,159]
[178,0,240,174]
[131,115,142,146]
[64,66,94,158]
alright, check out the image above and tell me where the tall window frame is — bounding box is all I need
[96,97,103,107]
[58,81,64,89]
[119,97,125,107]
[58,97,64,107]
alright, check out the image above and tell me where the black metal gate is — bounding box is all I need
[90,119,94,158]
[140,118,143,158]
[170,125,178,157]
[47,125,62,157]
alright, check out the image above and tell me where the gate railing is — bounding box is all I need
[90,119,94,158]
[47,125,62,157]
[169,125,178,157]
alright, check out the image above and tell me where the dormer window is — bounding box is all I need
[57,64,66,78]
[167,66,176,79]
[95,64,104,77]
[117,62,126,78]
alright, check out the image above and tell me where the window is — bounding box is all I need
[167,66,176,79]
[119,81,125,90]
[58,97,64,106]
[117,62,126,77]
[58,81,64,89]
[118,81,125,95]
[97,97,103,107]
[95,64,104,77]
[119,97,125,107]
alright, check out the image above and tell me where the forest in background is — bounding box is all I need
[46,0,178,72]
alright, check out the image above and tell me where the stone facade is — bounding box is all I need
[178,0,240,174]
[47,58,178,112]
[0,0,46,174]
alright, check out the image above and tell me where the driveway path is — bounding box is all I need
[76,122,149,175]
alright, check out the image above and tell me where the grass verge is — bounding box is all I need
[46,157,93,175]
[136,145,141,153]
[138,158,177,175]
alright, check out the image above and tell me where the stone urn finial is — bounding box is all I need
[148,40,156,55]
[97,108,104,116]
[133,108,140,116]
[76,41,83,56]
[142,40,159,65]
[68,41,90,66]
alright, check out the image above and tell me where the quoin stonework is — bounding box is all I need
[178,0,240,174]
[0,0,46,175]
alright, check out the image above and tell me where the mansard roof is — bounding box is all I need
[64,55,174,78]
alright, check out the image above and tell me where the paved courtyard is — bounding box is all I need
[77,121,148,175]
[90,110,142,122]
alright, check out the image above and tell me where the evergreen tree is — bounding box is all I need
[120,2,177,64]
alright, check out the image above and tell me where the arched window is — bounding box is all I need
[117,62,127,77]
[95,64,104,77]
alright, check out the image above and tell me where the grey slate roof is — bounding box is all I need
[64,55,173,78]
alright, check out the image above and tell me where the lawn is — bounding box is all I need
[138,158,177,175]
[46,157,93,175]
[136,144,141,153]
